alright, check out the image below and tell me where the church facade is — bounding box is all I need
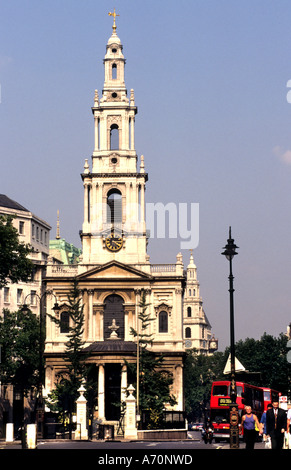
[44,25,187,423]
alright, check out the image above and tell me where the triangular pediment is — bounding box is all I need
[77,260,152,281]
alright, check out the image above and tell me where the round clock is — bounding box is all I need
[105,233,123,252]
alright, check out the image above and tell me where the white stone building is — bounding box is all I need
[44,25,185,424]
[0,194,51,314]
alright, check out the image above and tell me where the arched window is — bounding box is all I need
[107,189,122,225]
[189,289,191,296]
[60,311,70,334]
[112,63,117,79]
[187,306,191,317]
[185,327,191,338]
[159,311,168,333]
[110,124,119,150]
[104,294,124,340]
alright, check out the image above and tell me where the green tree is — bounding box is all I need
[46,280,88,434]
[0,215,33,288]
[234,333,289,394]
[0,308,40,396]
[184,349,227,422]
[127,290,176,429]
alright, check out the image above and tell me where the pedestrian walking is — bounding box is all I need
[285,406,291,449]
[241,405,260,450]
[260,403,273,446]
[266,400,287,450]
[287,407,291,434]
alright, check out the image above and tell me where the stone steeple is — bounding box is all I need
[80,25,148,265]
[183,251,216,354]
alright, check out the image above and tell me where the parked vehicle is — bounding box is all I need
[192,422,203,431]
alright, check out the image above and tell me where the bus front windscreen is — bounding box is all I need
[210,409,229,424]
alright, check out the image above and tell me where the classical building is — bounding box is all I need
[0,194,51,435]
[183,251,218,354]
[0,194,51,314]
[44,25,185,423]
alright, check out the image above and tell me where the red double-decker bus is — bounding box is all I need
[262,387,280,411]
[209,380,264,442]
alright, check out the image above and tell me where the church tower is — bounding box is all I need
[183,251,217,354]
[45,14,186,425]
[81,21,148,265]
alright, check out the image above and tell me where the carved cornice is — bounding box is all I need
[81,171,147,182]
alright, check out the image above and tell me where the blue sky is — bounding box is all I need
[1,0,291,350]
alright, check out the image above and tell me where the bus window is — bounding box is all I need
[264,390,271,401]
[236,386,243,398]
[212,385,228,396]
[210,409,229,423]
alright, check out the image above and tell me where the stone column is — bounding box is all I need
[130,116,135,150]
[6,423,13,443]
[94,305,103,341]
[140,181,145,232]
[124,385,137,440]
[94,115,99,151]
[75,384,88,440]
[91,182,97,227]
[98,364,105,419]
[97,182,103,230]
[174,364,184,410]
[84,183,89,225]
[88,290,94,340]
[121,364,127,404]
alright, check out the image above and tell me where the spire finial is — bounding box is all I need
[56,210,60,239]
[108,8,119,33]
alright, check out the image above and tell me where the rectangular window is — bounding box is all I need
[30,290,37,306]
[159,311,168,333]
[4,287,9,303]
[17,289,23,304]
[60,311,70,334]
[19,221,24,234]
[212,385,228,397]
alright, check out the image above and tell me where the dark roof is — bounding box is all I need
[0,194,29,212]
[83,341,137,353]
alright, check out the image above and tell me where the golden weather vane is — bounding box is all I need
[108,8,119,32]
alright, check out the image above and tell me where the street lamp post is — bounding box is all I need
[222,227,239,448]
[22,290,60,438]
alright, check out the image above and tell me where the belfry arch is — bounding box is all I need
[110,123,119,150]
[106,189,122,225]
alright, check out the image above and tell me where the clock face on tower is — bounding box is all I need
[105,233,123,252]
